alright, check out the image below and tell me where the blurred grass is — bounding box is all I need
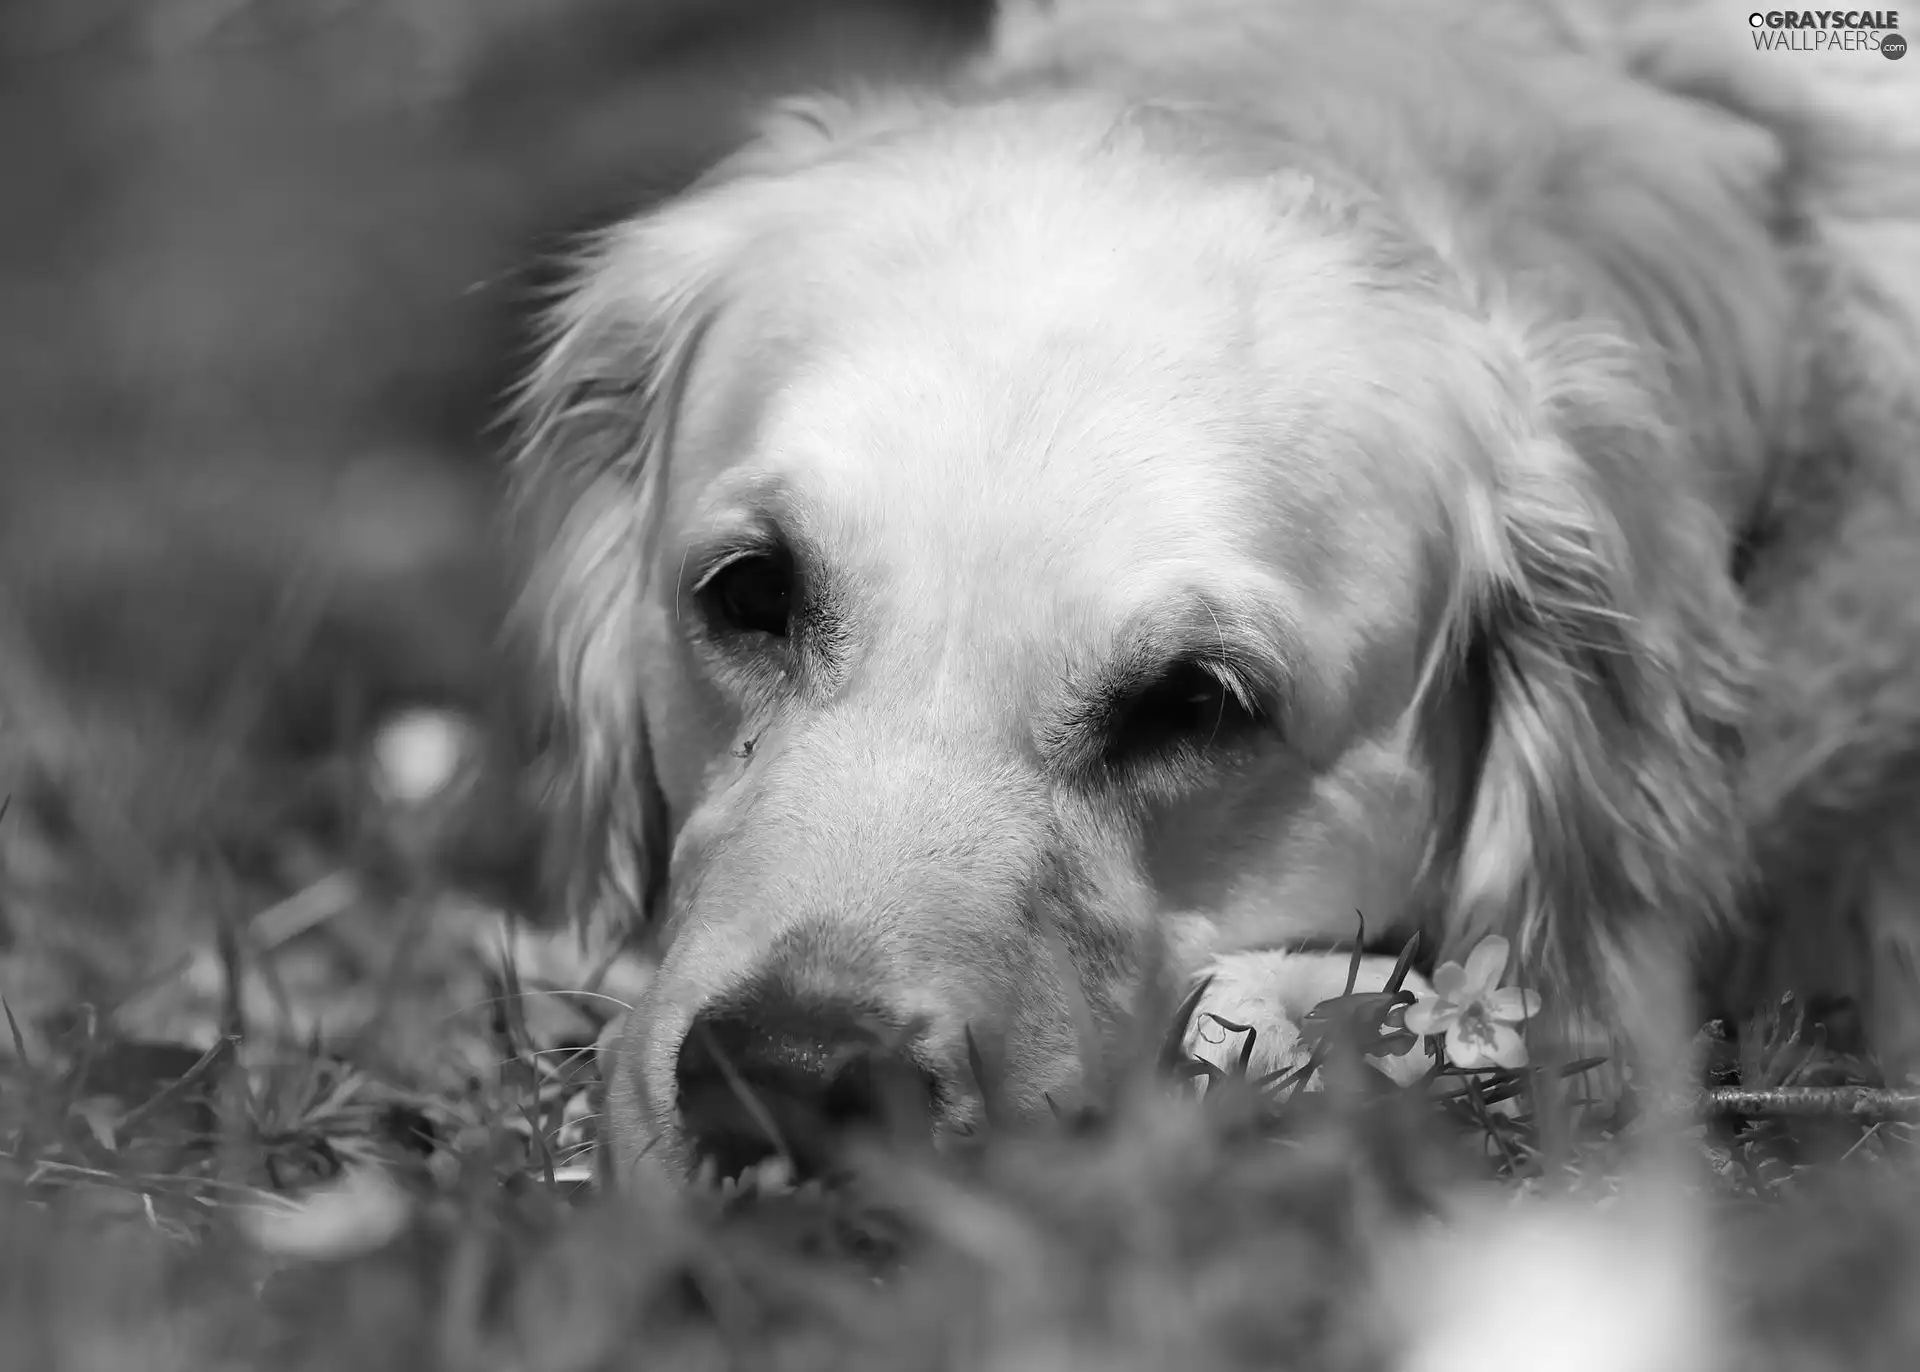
[3,913,1920,1372]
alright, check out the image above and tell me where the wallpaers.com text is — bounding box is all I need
[1749,11,1905,51]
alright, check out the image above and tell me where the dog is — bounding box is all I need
[506,0,1920,1187]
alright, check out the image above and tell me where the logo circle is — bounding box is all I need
[1885,32,1909,59]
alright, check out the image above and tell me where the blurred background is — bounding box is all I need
[0,0,989,1043]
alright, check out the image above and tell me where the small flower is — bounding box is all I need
[1402,935,1541,1070]
[370,708,477,806]
[242,1165,412,1260]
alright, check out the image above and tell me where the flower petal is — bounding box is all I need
[1430,960,1468,1000]
[1486,985,1541,1023]
[1445,1023,1495,1071]
[1460,936,1511,997]
[1486,1022,1529,1069]
[1402,997,1457,1037]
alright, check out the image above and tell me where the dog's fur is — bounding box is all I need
[506,0,1920,1183]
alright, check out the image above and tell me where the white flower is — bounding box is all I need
[370,708,475,805]
[1402,935,1541,1070]
[242,1165,412,1260]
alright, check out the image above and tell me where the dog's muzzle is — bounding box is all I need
[673,986,940,1182]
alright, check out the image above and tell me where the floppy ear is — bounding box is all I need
[505,91,936,937]
[506,225,712,938]
[1437,306,1756,1039]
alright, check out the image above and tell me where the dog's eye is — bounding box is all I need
[705,552,794,639]
[1104,658,1256,766]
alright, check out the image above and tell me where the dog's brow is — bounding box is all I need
[678,480,827,589]
[687,525,786,593]
[1038,591,1293,763]
[1133,593,1291,689]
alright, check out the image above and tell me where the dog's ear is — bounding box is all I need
[1435,307,1755,1041]
[506,225,710,939]
[506,91,936,938]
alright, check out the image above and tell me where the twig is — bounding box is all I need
[1700,1086,1920,1121]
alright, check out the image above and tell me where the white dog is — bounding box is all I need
[507,0,1920,1185]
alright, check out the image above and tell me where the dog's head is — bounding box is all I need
[511,89,1759,1184]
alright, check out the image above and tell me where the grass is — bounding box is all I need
[4,697,1920,1372]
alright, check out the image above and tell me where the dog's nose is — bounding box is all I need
[674,994,936,1182]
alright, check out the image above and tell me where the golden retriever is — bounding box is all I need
[507,0,1920,1185]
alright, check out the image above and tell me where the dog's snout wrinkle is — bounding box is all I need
[674,993,937,1182]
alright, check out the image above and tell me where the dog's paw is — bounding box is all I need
[1182,948,1437,1091]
